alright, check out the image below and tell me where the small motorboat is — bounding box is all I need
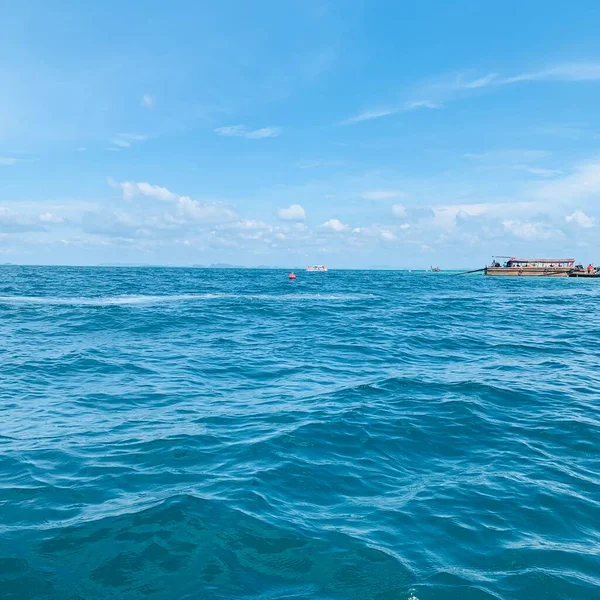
[569,264,600,277]
[306,265,327,272]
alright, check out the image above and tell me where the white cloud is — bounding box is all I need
[109,179,176,202]
[533,159,600,202]
[75,147,86,152]
[108,179,235,222]
[39,212,64,224]
[219,219,270,231]
[399,223,410,230]
[391,204,407,217]
[352,224,403,241]
[502,219,559,241]
[141,94,155,110]
[278,204,306,221]
[321,218,348,232]
[0,207,46,232]
[136,182,177,202]
[177,196,235,221]
[214,125,281,139]
[362,190,405,200]
[0,157,17,166]
[432,201,542,230]
[566,209,595,228]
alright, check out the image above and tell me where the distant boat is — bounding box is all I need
[306,265,328,272]
[486,256,574,277]
[430,266,441,272]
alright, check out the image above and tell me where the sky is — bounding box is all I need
[2,0,600,267]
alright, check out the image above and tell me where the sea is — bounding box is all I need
[1,266,598,600]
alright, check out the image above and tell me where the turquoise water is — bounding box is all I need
[1,267,598,600]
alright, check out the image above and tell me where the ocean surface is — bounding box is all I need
[1,266,599,600]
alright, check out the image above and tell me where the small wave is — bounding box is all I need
[0,293,375,306]
[0,294,220,306]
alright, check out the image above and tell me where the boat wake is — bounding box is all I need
[0,293,375,306]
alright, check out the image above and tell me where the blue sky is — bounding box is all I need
[2,0,600,267]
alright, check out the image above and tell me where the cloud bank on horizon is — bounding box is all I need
[1,0,600,267]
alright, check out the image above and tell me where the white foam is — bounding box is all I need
[0,293,375,306]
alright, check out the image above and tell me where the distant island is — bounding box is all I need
[193,263,287,269]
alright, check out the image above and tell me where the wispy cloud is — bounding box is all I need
[534,125,591,139]
[513,165,562,177]
[361,189,405,200]
[501,63,600,84]
[296,160,344,169]
[141,94,155,110]
[391,204,406,217]
[0,157,18,166]
[459,73,499,89]
[110,133,149,149]
[343,62,600,125]
[39,212,64,224]
[342,101,439,125]
[458,63,600,89]
[464,149,550,162]
[341,108,397,125]
[214,125,281,139]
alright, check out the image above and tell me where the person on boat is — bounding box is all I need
[587,264,594,273]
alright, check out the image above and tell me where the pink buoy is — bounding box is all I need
[288,272,296,280]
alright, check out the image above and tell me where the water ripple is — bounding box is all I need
[1,267,599,599]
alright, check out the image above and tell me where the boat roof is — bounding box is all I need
[493,256,574,262]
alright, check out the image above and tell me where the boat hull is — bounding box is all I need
[568,271,600,278]
[485,267,570,277]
